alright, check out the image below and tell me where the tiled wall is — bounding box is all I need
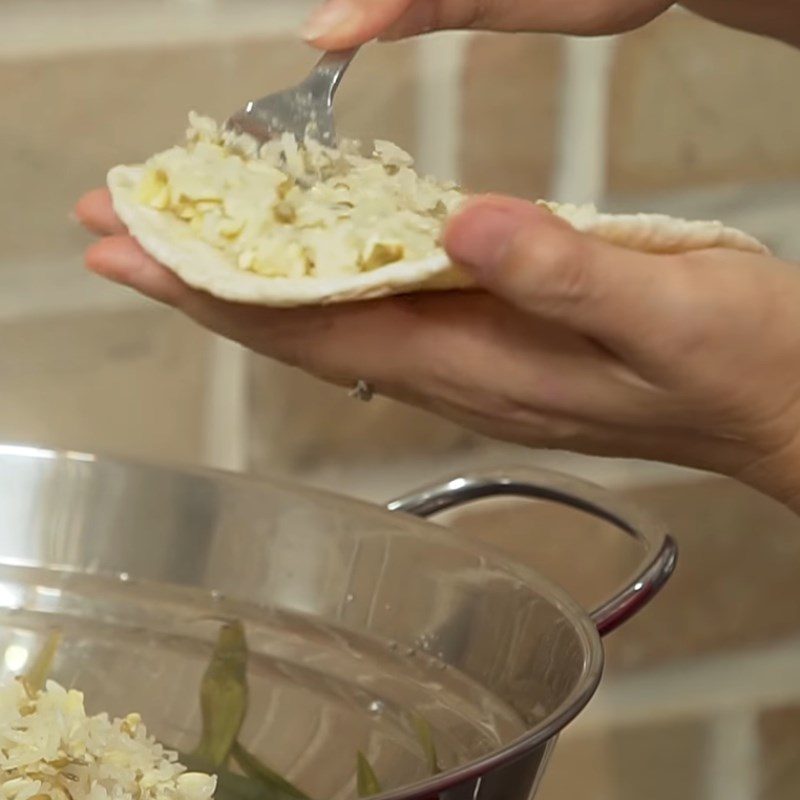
[5,1,800,488]
[3,2,800,797]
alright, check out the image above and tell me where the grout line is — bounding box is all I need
[575,637,800,732]
[413,32,471,182]
[551,36,617,204]
[706,709,760,800]
[202,336,249,472]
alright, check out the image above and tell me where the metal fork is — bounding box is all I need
[225,47,360,147]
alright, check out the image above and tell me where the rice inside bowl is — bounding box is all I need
[0,678,216,800]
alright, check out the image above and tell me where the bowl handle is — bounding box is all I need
[386,467,677,637]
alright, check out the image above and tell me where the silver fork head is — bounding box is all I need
[225,48,359,148]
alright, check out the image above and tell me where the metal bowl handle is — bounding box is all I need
[386,467,677,636]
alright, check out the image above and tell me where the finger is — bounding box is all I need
[186,285,740,461]
[444,195,682,356]
[83,234,353,364]
[378,0,528,41]
[85,235,192,307]
[230,291,652,426]
[80,234,660,435]
[80,235,646,422]
[81,232,436,388]
[302,0,526,47]
[82,230,654,426]
[302,0,413,46]
[79,228,436,386]
[302,0,674,48]
[75,189,127,236]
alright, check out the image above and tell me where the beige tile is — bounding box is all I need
[247,358,477,475]
[0,308,212,463]
[0,36,415,301]
[1,0,314,58]
[0,40,284,268]
[759,706,800,800]
[450,476,800,671]
[608,478,800,670]
[608,13,800,192]
[461,33,562,199]
[448,495,643,621]
[540,717,709,800]
[331,40,418,150]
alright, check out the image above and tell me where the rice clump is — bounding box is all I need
[0,678,216,800]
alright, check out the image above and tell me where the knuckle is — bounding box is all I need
[502,227,593,307]
[662,320,711,362]
[542,416,585,445]
[648,258,715,360]
[463,0,494,28]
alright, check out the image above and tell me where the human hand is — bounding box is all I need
[300,0,676,48]
[76,189,800,511]
[683,1,800,47]
[301,0,800,51]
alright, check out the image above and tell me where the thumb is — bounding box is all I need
[301,0,552,49]
[301,0,676,49]
[444,195,674,348]
[302,0,413,46]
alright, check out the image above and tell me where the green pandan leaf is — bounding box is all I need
[356,751,382,798]
[192,621,248,768]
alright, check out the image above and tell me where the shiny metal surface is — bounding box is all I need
[388,469,677,636]
[0,445,675,800]
[226,47,359,146]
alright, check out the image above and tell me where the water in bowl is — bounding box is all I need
[0,565,527,799]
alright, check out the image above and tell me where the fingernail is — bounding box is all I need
[301,0,357,41]
[446,204,525,278]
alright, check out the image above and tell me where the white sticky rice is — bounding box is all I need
[0,678,216,800]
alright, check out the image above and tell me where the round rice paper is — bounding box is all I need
[108,114,770,308]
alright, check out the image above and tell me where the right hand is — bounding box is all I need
[301,0,677,48]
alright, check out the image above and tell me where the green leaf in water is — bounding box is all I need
[231,741,309,800]
[192,620,249,769]
[187,619,313,799]
[181,754,303,800]
[410,713,440,775]
[23,629,62,695]
[356,751,382,798]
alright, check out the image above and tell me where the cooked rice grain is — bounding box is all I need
[0,679,216,800]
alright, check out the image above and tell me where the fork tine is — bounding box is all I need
[225,47,360,147]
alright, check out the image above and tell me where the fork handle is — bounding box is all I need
[310,47,360,99]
